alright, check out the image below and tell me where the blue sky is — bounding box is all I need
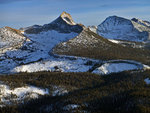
[0,0,150,29]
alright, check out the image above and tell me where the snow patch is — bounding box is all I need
[108,39,120,44]
[63,104,79,110]
[92,62,143,75]
[144,78,150,85]
[12,56,99,73]
[0,84,49,105]
[143,65,150,70]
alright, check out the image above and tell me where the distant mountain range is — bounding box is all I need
[0,12,150,74]
[0,11,150,112]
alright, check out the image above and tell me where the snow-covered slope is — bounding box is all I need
[0,12,149,75]
[131,18,150,28]
[144,78,150,85]
[0,12,82,74]
[97,16,150,42]
[0,30,78,74]
[21,11,83,34]
[0,84,49,106]
[0,27,31,73]
[0,83,69,106]
[92,60,145,75]
[12,56,99,73]
[0,27,29,54]
[88,26,97,33]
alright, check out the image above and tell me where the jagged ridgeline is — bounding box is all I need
[20,12,83,34]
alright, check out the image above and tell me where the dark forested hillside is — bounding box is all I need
[53,29,150,65]
[0,70,150,113]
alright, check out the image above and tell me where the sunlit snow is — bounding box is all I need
[144,78,150,85]
[0,84,49,105]
[92,61,143,75]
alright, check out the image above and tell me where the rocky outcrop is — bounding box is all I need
[21,12,83,34]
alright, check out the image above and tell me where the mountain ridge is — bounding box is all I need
[97,15,150,42]
[0,12,149,75]
[0,27,29,52]
[20,12,83,34]
[53,28,150,64]
[0,12,150,113]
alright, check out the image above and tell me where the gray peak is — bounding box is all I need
[97,16,150,42]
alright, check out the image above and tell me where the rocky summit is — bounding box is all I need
[20,12,83,34]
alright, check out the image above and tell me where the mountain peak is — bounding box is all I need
[106,15,128,21]
[20,11,83,34]
[97,15,150,42]
[60,11,76,25]
[60,11,71,17]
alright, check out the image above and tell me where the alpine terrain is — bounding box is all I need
[0,12,150,113]
[97,16,150,42]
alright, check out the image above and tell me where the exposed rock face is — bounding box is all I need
[97,16,150,42]
[21,12,83,34]
[60,11,76,25]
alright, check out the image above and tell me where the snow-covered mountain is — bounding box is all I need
[20,11,83,34]
[0,12,149,74]
[0,12,85,74]
[0,12,150,112]
[97,16,150,42]
[0,27,30,54]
